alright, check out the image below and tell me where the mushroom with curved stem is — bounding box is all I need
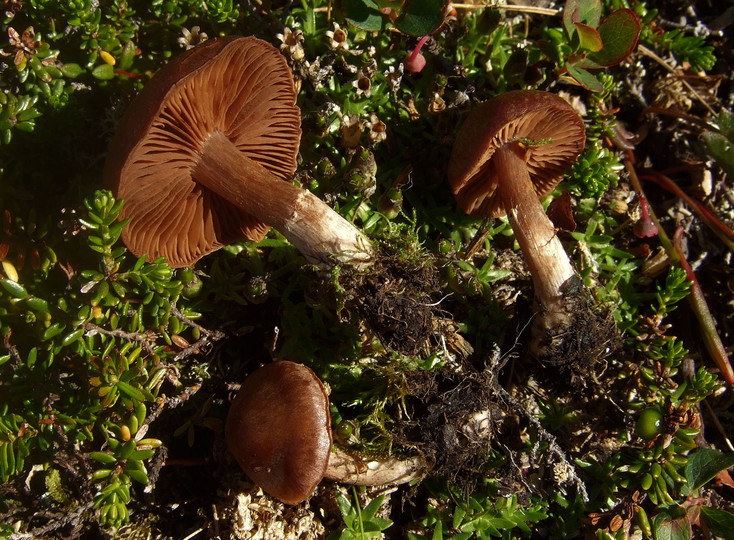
[225,361,426,505]
[104,36,373,269]
[448,90,616,366]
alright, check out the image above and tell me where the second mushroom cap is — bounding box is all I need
[448,90,585,217]
[225,361,332,505]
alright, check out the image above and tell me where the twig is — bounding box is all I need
[639,169,734,252]
[641,106,719,132]
[83,322,157,355]
[452,3,559,16]
[83,322,155,342]
[170,303,225,340]
[313,3,560,17]
[637,44,717,116]
[172,333,223,363]
[494,384,589,501]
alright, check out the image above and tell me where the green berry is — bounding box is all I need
[636,408,664,441]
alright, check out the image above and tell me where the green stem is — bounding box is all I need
[352,486,365,537]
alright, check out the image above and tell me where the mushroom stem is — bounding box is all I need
[494,143,576,312]
[324,446,426,486]
[194,130,373,267]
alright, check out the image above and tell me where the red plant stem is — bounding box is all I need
[672,227,734,384]
[407,35,429,63]
[634,195,658,238]
[624,160,674,254]
[114,69,142,78]
[639,169,734,252]
[614,137,734,384]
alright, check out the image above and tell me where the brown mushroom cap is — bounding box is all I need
[448,90,585,217]
[225,361,332,505]
[104,36,301,267]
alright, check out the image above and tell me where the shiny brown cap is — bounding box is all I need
[104,36,301,267]
[225,361,332,505]
[448,90,585,217]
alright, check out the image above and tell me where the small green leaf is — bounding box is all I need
[92,64,115,80]
[60,63,84,78]
[128,449,155,461]
[1,279,28,298]
[89,452,117,465]
[17,108,42,122]
[343,0,383,31]
[583,9,641,68]
[61,328,85,347]
[503,48,528,86]
[15,121,35,133]
[118,440,137,460]
[116,380,146,402]
[336,491,355,528]
[25,296,50,313]
[42,322,66,341]
[124,469,149,484]
[394,0,447,36]
[685,448,734,492]
[361,495,385,520]
[564,62,604,92]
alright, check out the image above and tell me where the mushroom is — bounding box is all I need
[225,361,425,505]
[448,90,612,364]
[104,36,372,269]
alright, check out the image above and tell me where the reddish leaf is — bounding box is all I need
[652,512,692,540]
[628,243,651,259]
[547,191,576,232]
[716,469,734,489]
[582,9,641,68]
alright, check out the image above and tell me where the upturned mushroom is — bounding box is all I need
[449,90,613,365]
[104,36,372,269]
[225,361,425,505]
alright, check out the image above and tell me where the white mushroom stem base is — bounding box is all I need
[194,130,373,268]
[494,144,578,346]
[325,446,426,486]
